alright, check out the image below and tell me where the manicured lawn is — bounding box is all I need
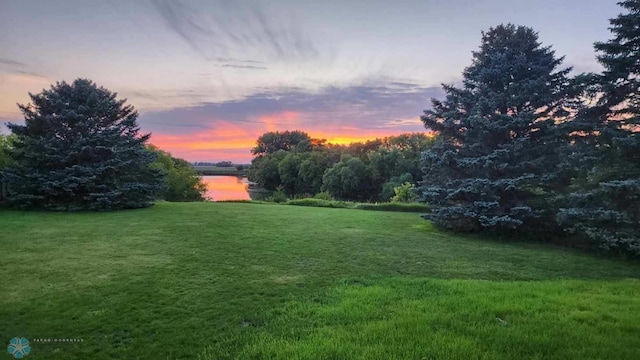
[1,202,639,359]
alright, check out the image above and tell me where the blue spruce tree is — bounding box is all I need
[420,24,574,233]
[557,1,640,255]
[6,79,165,210]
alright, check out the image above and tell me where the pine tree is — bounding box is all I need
[557,1,640,255]
[6,79,165,210]
[420,24,574,233]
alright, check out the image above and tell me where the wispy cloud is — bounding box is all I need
[220,64,268,70]
[140,81,443,133]
[149,0,318,62]
[150,0,217,57]
[382,118,424,127]
[13,70,48,81]
[0,58,26,67]
[206,57,264,64]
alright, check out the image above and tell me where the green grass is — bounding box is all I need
[1,202,639,359]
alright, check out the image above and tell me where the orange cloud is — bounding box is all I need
[309,128,423,146]
[150,120,256,151]
[259,111,300,131]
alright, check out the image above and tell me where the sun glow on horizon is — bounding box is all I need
[146,110,430,162]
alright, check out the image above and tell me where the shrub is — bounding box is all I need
[293,193,314,200]
[148,145,207,202]
[313,191,334,201]
[285,198,430,213]
[287,198,332,207]
[286,198,352,208]
[391,182,418,203]
[269,188,289,203]
[356,202,430,213]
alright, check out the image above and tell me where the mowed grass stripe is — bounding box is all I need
[1,202,639,359]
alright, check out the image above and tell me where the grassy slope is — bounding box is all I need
[1,202,639,359]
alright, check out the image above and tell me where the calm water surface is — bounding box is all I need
[202,176,251,201]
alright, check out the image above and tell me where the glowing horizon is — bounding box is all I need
[148,122,432,163]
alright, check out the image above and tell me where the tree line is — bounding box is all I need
[247,131,434,202]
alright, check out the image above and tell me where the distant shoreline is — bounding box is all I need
[193,166,248,176]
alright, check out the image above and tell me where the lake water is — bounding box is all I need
[202,176,251,201]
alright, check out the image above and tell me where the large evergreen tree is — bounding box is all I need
[6,79,165,210]
[557,1,640,255]
[420,24,574,232]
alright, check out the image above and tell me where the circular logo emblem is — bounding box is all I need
[7,337,31,358]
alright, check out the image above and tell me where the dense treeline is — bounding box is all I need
[420,1,639,256]
[247,131,434,202]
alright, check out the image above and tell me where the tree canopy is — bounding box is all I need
[251,130,313,157]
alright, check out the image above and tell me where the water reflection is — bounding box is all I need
[202,176,251,201]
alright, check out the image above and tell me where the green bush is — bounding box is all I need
[148,145,207,202]
[391,182,418,203]
[286,198,352,208]
[268,188,289,203]
[285,198,429,213]
[355,202,430,213]
[287,198,331,207]
[313,191,334,201]
[292,193,314,200]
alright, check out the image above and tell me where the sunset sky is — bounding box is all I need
[0,0,620,162]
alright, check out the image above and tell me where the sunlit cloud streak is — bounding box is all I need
[149,0,318,63]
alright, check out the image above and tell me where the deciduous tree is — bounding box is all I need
[148,145,207,202]
[251,130,311,156]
